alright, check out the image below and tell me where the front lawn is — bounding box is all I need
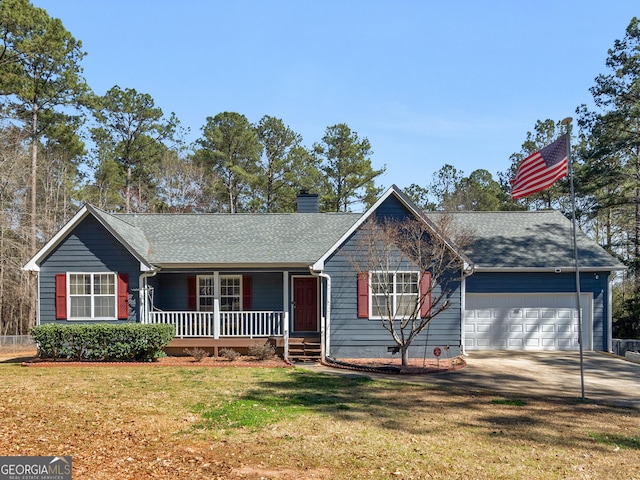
[0,357,638,479]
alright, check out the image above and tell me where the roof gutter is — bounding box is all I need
[472,266,626,273]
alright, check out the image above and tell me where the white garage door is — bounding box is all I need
[465,293,592,351]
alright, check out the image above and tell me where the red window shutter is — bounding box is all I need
[420,272,432,318]
[357,272,369,318]
[55,274,67,319]
[242,276,252,310]
[117,273,129,319]
[187,276,197,311]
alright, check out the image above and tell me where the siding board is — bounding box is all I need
[325,198,463,359]
[39,216,140,324]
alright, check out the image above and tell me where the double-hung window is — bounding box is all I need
[68,273,117,319]
[370,271,419,319]
[220,275,241,311]
[197,275,242,312]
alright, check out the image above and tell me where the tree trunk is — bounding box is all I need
[28,103,39,330]
[126,163,132,213]
[401,345,409,367]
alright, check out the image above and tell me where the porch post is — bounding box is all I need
[282,271,289,358]
[138,281,146,324]
[213,272,220,339]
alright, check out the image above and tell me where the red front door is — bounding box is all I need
[293,277,318,332]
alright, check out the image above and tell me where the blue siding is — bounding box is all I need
[325,198,463,360]
[150,271,286,311]
[152,274,188,311]
[39,215,141,324]
[253,272,285,310]
[374,194,413,219]
[466,272,609,351]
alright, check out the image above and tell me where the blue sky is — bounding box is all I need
[34,0,639,193]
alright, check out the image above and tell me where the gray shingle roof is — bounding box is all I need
[89,203,622,271]
[427,210,624,270]
[89,206,151,263]
[113,212,362,266]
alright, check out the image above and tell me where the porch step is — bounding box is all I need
[288,337,322,362]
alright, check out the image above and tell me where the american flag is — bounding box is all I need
[510,134,569,199]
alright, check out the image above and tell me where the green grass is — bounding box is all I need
[191,371,374,430]
[589,432,640,450]
[491,398,527,407]
[1,360,639,479]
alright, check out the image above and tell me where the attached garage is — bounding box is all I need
[464,293,593,351]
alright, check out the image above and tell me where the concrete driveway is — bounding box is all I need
[301,351,640,409]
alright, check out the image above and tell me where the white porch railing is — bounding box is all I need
[147,311,285,338]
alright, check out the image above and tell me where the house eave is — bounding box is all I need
[472,266,626,273]
[22,204,155,273]
[152,262,314,270]
[23,206,91,272]
[313,185,472,272]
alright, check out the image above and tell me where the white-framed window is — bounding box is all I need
[370,271,419,319]
[198,276,215,312]
[197,275,242,312]
[220,275,241,312]
[68,273,117,319]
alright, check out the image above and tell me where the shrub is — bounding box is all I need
[248,342,276,360]
[30,323,175,362]
[219,348,240,361]
[184,347,209,362]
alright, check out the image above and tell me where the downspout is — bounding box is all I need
[607,272,614,353]
[139,268,159,324]
[310,267,331,360]
[460,261,474,357]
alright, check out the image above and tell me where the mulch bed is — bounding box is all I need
[19,355,292,368]
[323,356,466,374]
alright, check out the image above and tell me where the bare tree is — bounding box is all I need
[0,123,31,334]
[155,150,208,212]
[352,215,472,366]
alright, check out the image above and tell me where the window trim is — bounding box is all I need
[66,272,119,320]
[196,274,243,312]
[368,270,421,320]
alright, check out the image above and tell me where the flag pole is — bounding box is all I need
[561,116,585,401]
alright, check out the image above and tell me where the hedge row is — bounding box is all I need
[30,323,175,362]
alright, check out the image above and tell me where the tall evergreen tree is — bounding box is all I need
[577,17,640,268]
[576,17,640,338]
[0,0,87,327]
[195,112,262,213]
[255,115,321,212]
[88,85,178,212]
[314,123,385,212]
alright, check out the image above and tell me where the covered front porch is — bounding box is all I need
[144,310,289,357]
[139,270,324,359]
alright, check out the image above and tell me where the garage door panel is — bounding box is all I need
[525,323,540,333]
[508,338,524,348]
[557,324,572,334]
[525,310,540,319]
[465,293,591,351]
